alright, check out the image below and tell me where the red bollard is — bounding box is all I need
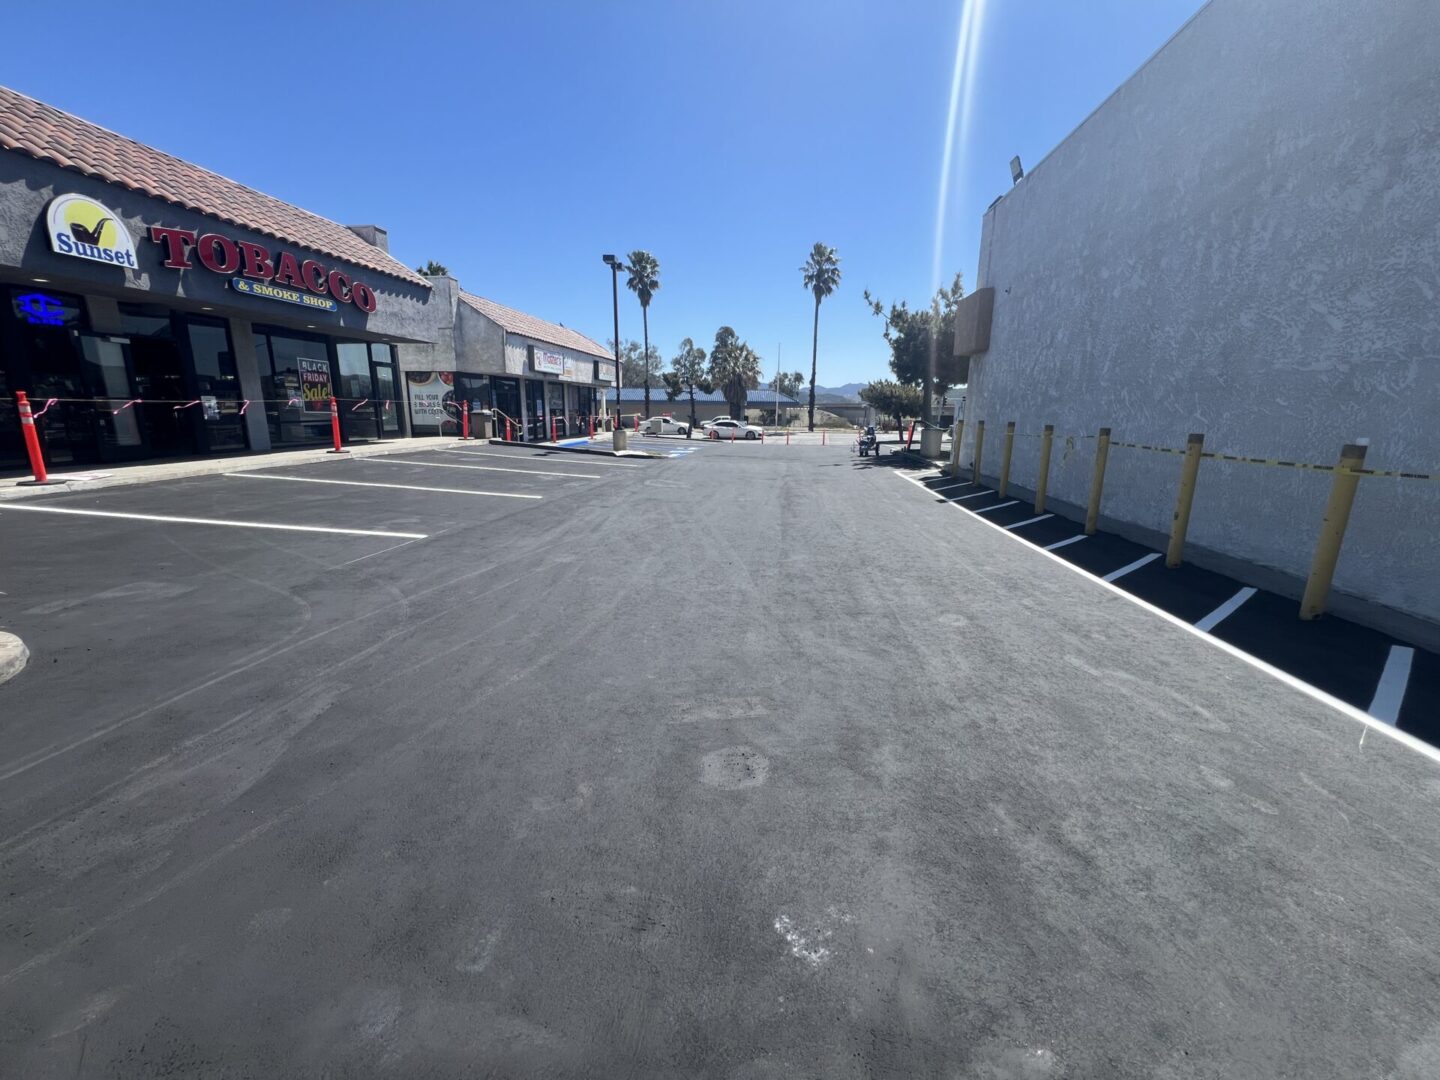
[905,420,916,449]
[327,395,348,454]
[730,427,735,442]
[461,400,471,441]
[551,417,557,442]
[505,417,512,441]
[589,416,595,438]
[14,391,62,486]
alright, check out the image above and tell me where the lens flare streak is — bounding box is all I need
[932,0,990,294]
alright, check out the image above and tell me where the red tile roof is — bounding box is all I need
[0,84,428,288]
[459,292,612,359]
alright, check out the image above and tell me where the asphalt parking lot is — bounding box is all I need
[892,458,1440,746]
[4,440,1440,1078]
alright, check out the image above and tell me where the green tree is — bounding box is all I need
[859,379,923,434]
[416,260,450,276]
[863,272,968,422]
[800,242,842,432]
[769,370,807,400]
[625,251,661,417]
[708,327,762,420]
[663,337,712,431]
[608,338,663,399]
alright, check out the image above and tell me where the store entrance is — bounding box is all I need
[125,314,196,459]
[524,379,546,441]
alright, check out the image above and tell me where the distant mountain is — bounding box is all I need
[811,382,866,402]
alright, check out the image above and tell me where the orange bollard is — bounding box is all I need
[505,417,512,441]
[905,420,915,449]
[14,391,62,486]
[461,400,471,441]
[551,417,557,442]
[327,396,348,454]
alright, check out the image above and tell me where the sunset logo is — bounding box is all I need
[46,193,138,268]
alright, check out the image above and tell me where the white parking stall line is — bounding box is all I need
[1194,587,1258,633]
[1368,646,1415,726]
[224,473,542,500]
[1044,535,1088,551]
[1102,552,1162,582]
[440,449,640,468]
[952,490,994,501]
[1005,513,1054,530]
[929,481,975,492]
[369,457,602,479]
[972,500,1021,515]
[0,504,429,539]
[911,470,943,479]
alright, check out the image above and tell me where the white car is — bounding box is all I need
[700,416,732,433]
[643,416,690,436]
[708,419,763,441]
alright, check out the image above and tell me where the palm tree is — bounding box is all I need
[801,243,842,432]
[625,251,661,418]
[709,327,762,420]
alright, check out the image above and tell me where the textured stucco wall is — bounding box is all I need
[964,0,1440,627]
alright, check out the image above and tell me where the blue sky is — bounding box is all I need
[6,0,1202,386]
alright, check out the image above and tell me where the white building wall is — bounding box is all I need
[964,0,1440,629]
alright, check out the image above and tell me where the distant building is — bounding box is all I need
[613,387,801,425]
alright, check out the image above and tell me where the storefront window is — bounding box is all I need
[255,331,332,447]
[492,377,521,438]
[2,286,91,466]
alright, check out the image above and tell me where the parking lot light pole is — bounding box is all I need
[603,254,626,433]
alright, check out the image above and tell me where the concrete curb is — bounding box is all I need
[0,437,463,501]
[0,632,29,685]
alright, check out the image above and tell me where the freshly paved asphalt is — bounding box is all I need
[2,441,1440,1078]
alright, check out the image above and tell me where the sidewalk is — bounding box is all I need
[0,436,459,501]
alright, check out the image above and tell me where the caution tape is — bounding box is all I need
[1107,440,1439,481]
[953,426,1439,482]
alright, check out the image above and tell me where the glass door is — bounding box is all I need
[372,357,401,437]
[492,377,521,439]
[337,342,376,442]
[183,318,247,453]
[524,379,546,441]
[77,335,145,461]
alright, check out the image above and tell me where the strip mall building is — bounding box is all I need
[0,85,611,472]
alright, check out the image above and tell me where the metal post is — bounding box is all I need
[971,420,986,485]
[998,420,1016,498]
[1035,425,1054,513]
[949,419,965,478]
[611,262,622,424]
[1300,441,1369,620]
[1084,427,1111,534]
[1166,433,1205,567]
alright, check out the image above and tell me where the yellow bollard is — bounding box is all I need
[971,420,986,485]
[1035,424,1054,513]
[949,419,965,477]
[1084,427,1111,535]
[1165,433,1205,568]
[1300,441,1369,620]
[998,421,1016,498]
